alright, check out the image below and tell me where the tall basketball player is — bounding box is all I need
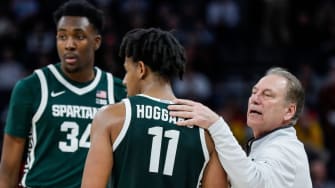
[82,28,228,188]
[0,0,126,187]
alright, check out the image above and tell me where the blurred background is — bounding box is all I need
[0,0,335,186]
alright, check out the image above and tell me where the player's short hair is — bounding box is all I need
[119,28,186,81]
[53,0,104,34]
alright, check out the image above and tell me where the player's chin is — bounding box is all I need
[63,64,80,73]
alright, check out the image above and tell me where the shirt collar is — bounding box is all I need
[245,124,293,156]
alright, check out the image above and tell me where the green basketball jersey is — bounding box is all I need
[112,94,209,188]
[5,63,126,188]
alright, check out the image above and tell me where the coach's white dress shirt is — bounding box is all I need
[208,118,312,188]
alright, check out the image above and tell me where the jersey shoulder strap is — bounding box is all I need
[113,98,131,151]
[33,69,48,122]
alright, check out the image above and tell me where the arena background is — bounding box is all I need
[0,0,334,186]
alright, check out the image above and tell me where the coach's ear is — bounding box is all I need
[284,103,296,121]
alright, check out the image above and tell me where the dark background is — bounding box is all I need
[0,0,335,186]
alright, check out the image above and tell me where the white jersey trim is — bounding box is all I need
[48,64,102,95]
[106,72,115,104]
[136,94,173,104]
[196,128,210,187]
[21,70,48,187]
[113,99,131,151]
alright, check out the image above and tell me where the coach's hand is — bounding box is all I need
[168,99,220,129]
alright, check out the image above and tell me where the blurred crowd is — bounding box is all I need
[1,0,335,187]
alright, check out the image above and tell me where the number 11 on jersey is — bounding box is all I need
[148,127,180,176]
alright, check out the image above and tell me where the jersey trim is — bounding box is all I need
[106,72,115,104]
[196,128,210,187]
[200,128,209,161]
[113,99,131,151]
[32,70,49,132]
[21,70,49,187]
[47,64,102,95]
[137,94,173,104]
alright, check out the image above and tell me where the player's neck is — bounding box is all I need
[62,67,95,83]
[141,82,176,101]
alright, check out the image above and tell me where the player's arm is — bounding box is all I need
[81,106,114,188]
[0,135,26,188]
[0,77,36,188]
[81,102,125,188]
[201,130,229,188]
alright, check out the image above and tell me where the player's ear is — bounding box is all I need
[94,35,102,50]
[137,61,147,79]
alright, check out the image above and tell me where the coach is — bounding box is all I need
[168,67,312,188]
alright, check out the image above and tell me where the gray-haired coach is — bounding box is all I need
[168,67,312,188]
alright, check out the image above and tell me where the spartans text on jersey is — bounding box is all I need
[52,105,99,119]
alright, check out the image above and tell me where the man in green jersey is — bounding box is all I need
[81,28,228,188]
[0,0,126,187]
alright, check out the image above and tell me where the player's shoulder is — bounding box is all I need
[99,68,124,85]
[96,101,126,119]
[14,68,42,90]
[111,74,124,89]
[93,101,126,131]
[112,76,123,85]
